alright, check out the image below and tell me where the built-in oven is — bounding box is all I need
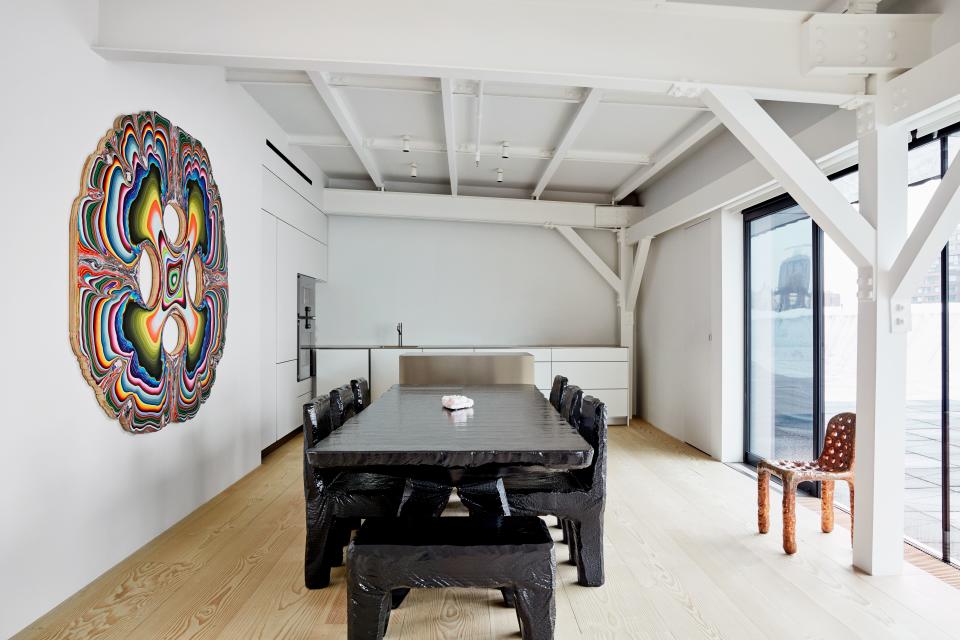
[296,274,316,382]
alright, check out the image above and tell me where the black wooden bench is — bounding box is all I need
[347,516,556,640]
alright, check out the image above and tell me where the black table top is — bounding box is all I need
[306,384,593,470]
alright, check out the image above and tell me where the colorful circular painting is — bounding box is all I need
[70,112,228,433]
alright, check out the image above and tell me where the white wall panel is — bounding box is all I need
[313,216,617,347]
[0,2,330,634]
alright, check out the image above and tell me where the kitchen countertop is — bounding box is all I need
[303,344,624,350]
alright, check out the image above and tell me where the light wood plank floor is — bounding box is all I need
[15,423,960,640]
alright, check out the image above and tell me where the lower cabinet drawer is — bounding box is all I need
[534,362,552,390]
[581,388,629,419]
[551,361,627,390]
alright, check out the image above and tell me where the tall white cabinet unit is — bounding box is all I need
[260,164,328,450]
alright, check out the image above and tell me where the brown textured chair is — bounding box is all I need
[757,412,855,555]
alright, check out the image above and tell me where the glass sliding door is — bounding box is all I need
[823,206,858,509]
[902,134,953,562]
[745,203,816,464]
[744,128,960,566]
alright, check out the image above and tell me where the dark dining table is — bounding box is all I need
[305,384,593,476]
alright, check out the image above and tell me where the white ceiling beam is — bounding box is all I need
[555,225,622,293]
[700,87,875,268]
[323,189,641,229]
[289,135,651,165]
[890,156,960,301]
[440,78,458,196]
[800,13,933,76]
[533,88,602,199]
[626,107,856,242]
[305,71,384,189]
[877,40,960,129]
[612,113,721,202]
[226,69,709,110]
[624,237,652,312]
[95,0,922,105]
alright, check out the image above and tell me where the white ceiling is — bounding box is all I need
[235,0,873,203]
[237,70,721,203]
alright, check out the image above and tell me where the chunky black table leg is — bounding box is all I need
[390,588,410,609]
[347,587,391,640]
[514,582,556,640]
[560,517,568,543]
[564,520,578,564]
[573,517,605,587]
[500,586,517,608]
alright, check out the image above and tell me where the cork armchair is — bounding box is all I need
[757,412,855,555]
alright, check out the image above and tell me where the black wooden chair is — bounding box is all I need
[557,384,583,546]
[302,397,405,588]
[461,395,608,586]
[548,375,568,412]
[330,384,357,429]
[351,377,371,413]
[347,516,556,640]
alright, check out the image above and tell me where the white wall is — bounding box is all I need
[0,2,323,636]
[314,216,619,347]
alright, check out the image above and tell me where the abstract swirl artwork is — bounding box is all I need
[70,112,228,433]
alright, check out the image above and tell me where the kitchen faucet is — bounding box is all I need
[396,322,403,347]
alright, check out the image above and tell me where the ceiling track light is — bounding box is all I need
[500,141,510,159]
[496,167,504,183]
[409,163,418,178]
[401,135,411,153]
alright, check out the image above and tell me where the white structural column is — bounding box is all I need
[621,233,651,421]
[853,108,909,575]
[618,230,634,420]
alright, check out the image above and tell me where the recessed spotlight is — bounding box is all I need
[402,136,411,153]
[496,168,504,183]
[409,163,418,178]
[501,141,510,159]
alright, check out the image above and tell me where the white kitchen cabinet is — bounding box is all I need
[259,165,329,452]
[276,221,327,364]
[474,347,551,362]
[551,347,628,362]
[551,361,628,390]
[582,388,629,420]
[534,362,552,391]
[313,349,369,398]
[552,348,630,424]
[276,360,311,441]
[370,348,422,400]
[261,167,327,244]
